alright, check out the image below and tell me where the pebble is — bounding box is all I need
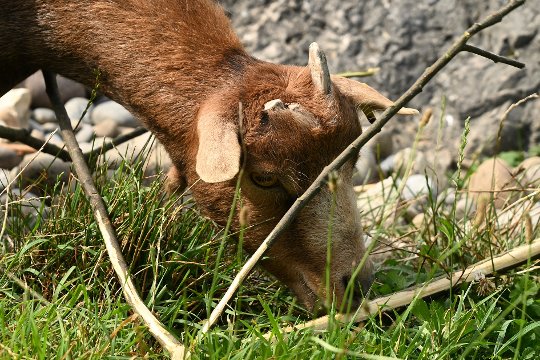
[75,123,96,143]
[30,128,46,141]
[64,97,93,127]
[0,88,31,129]
[516,156,540,187]
[468,158,518,209]
[399,174,438,202]
[0,190,50,230]
[379,154,395,175]
[32,108,57,124]
[0,145,23,170]
[0,108,19,128]
[41,122,60,133]
[10,153,71,194]
[437,188,456,206]
[94,118,120,138]
[49,134,65,148]
[91,100,139,127]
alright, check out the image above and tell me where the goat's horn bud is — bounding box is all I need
[264,99,285,111]
[308,42,331,95]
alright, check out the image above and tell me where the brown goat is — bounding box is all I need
[0,0,416,309]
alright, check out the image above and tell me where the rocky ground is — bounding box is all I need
[0,0,538,244]
[222,0,539,159]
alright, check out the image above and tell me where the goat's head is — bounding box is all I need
[180,43,416,310]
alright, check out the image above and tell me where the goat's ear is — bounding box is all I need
[331,75,418,123]
[196,111,241,183]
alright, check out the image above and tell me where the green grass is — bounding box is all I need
[0,148,539,359]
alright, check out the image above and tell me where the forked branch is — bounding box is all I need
[202,0,527,333]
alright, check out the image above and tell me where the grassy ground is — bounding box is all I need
[0,147,539,359]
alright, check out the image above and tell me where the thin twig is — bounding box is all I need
[336,68,380,78]
[0,124,71,161]
[269,237,540,337]
[461,44,525,68]
[43,71,188,360]
[0,123,148,163]
[202,0,526,332]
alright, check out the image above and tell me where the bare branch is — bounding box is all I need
[202,0,527,333]
[0,123,148,165]
[43,71,188,360]
[271,237,540,336]
[462,44,525,68]
[336,68,380,78]
[0,124,71,161]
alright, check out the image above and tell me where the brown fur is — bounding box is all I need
[0,0,411,309]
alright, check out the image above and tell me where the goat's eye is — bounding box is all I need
[251,172,278,188]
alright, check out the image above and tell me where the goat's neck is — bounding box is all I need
[7,1,250,134]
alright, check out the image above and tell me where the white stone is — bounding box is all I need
[0,88,32,129]
[91,101,139,127]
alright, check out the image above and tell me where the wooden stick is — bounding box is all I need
[0,124,70,161]
[271,238,540,336]
[0,123,148,163]
[461,44,525,69]
[202,0,526,333]
[43,71,188,360]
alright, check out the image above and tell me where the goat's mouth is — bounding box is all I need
[292,268,373,313]
[293,273,370,313]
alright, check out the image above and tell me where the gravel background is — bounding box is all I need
[220,0,539,157]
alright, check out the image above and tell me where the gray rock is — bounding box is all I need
[28,119,44,131]
[0,190,50,229]
[0,146,23,170]
[94,118,120,138]
[437,188,456,207]
[48,134,65,148]
[221,0,538,159]
[32,108,57,124]
[41,122,59,133]
[21,71,87,108]
[64,97,93,127]
[379,154,395,175]
[400,174,438,202]
[91,101,139,127]
[75,123,95,143]
[10,153,71,194]
[353,148,378,185]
